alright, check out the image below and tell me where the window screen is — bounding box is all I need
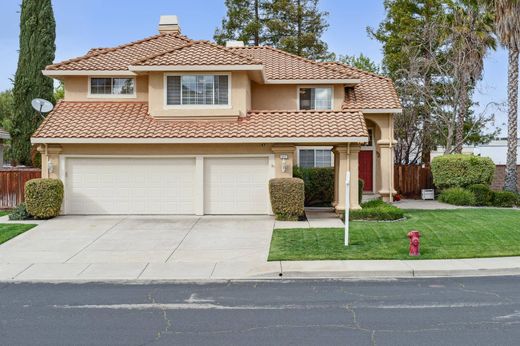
[90,78,134,95]
[166,75,229,106]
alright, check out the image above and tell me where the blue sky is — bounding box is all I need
[0,0,511,131]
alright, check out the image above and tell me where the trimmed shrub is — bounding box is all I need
[9,203,32,221]
[438,187,476,206]
[467,184,493,206]
[358,179,364,205]
[293,166,334,206]
[491,191,519,208]
[24,178,64,219]
[350,199,404,221]
[269,178,305,221]
[431,154,495,189]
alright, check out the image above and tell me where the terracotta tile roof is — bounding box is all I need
[321,62,401,110]
[33,102,368,140]
[133,41,262,66]
[47,33,192,71]
[229,46,354,80]
[0,127,10,140]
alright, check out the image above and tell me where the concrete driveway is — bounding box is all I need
[0,215,281,281]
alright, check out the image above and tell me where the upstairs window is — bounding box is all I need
[299,87,332,110]
[166,75,229,106]
[90,78,135,96]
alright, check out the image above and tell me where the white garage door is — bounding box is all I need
[66,157,196,214]
[204,157,270,214]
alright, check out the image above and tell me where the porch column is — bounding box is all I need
[333,144,361,212]
[377,139,397,202]
[332,149,340,207]
[37,144,63,179]
[271,145,296,178]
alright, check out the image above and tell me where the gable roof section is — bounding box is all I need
[47,33,192,71]
[131,40,262,67]
[229,46,356,82]
[32,101,368,143]
[321,62,401,111]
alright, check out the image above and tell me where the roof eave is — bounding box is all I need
[42,70,137,77]
[128,64,264,72]
[31,136,368,145]
[265,79,360,85]
[361,108,402,114]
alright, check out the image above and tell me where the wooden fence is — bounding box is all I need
[0,168,41,209]
[394,165,434,198]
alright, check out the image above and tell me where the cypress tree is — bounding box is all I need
[214,0,267,46]
[12,0,56,166]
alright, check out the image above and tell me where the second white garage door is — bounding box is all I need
[66,157,196,214]
[204,157,270,214]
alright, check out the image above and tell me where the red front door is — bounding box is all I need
[359,150,373,192]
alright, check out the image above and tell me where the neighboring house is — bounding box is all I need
[0,127,10,166]
[32,15,400,215]
[431,139,520,165]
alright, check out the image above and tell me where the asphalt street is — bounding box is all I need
[2,276,520,345]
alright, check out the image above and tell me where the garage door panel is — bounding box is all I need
[204,157,269,215]
[66,158,196,215]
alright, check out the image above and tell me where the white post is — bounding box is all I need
[344,171,351,246]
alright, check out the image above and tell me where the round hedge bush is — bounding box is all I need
[269,178,305,221]
[491,191,519,208]
[24,178,64,219]
[431,154,495,190]
[439,187,476,206]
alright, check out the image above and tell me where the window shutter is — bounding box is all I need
[166,76,181,105]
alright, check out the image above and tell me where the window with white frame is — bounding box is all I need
[299,149,332,168]
[90,78,135,96]
[166,75,229,106]
[299,87,332,110]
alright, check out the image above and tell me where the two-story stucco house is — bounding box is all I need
[32,16,400,216]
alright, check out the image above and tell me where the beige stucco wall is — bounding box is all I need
[147,71,250,118]
[251,83,344,110]
[63,76,149,102]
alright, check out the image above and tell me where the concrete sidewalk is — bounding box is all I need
[2,257,520,282]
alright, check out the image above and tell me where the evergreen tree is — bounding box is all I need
[337,54,381,74]
[264,0,332,60]
[12,0,55,166]
[214,0,267,46]
[369,0,447,163]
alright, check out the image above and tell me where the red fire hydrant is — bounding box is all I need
[407,230,420,257]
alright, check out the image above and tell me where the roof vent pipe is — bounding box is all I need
[225,40,245,48]
[159,15,181,34]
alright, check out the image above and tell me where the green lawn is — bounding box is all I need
[269,209,520,260]
[0,210,36,244]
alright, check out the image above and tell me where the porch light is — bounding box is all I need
[280,154,288,173]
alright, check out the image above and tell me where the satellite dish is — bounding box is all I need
[31,98,54,119]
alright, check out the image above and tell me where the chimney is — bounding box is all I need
[225,40,245,48]
[159,15,181,34]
